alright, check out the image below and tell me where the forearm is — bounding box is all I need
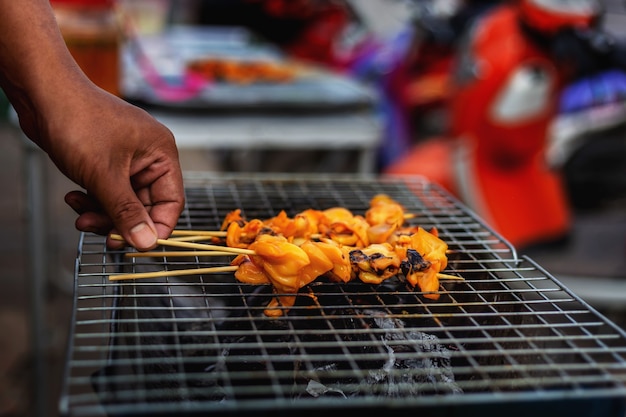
[0,0,92,148]
[0,1,184,250]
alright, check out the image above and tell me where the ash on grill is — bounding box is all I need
[299,309,462,398]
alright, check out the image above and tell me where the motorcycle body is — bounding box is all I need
[358,0,498,168]
[385,0,601,249]
[548,69,626,210]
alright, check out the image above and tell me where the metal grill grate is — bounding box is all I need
[60,173,626,417]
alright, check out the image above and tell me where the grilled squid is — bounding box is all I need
[398,227,448,300]
[246,235,311,316]
[349,243,402,284]
[225,196,451,315]
[365,194,408,244]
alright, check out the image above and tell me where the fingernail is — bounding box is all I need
[130,222,157,249]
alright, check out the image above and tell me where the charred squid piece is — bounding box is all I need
[349,248,370,273]
[401,248,440,300]
[349,244,401,285]
[401,249,431,275]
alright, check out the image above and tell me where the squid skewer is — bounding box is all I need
[108,195,464,316]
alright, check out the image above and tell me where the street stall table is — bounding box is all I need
[148,109,382,175]
[122,25,383,175]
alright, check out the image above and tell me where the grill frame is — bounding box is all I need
[60,173,626,417]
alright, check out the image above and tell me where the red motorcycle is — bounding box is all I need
[385,0,608,249]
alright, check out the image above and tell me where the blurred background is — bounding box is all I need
[1,0,625,415]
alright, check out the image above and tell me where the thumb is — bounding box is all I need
[102,187,159,251]
[122,221,159,251]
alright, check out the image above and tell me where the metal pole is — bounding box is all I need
[22,136,47,417]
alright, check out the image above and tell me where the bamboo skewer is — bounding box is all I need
[111,265,463,282]
[167,235,220,242]
[109,232,464,282]
[435,272,465,281]
[126,250,463,280]
[110,265,239,281]
[170,230,227,237]
[109,234,255,255]
[126,251,236,258]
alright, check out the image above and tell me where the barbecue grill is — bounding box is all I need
[60,173,626,417]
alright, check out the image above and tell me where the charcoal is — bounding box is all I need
[194,305,462,400]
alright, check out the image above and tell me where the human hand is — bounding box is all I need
[26,85,185,251]
[0,0,184,251]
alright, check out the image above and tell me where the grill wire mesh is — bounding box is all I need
[61,173,626,417]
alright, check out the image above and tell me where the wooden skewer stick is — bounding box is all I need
[170,230,227,237]
[110,235,464,282]
[167,235,219,242]
[126,251,236,257]
[436,272,465,281]
[110,265,239,281]
[109,234,255,255]
[110,266,462,283]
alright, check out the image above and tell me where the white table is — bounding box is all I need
[122,24,383,174]
[148,108,383,175]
